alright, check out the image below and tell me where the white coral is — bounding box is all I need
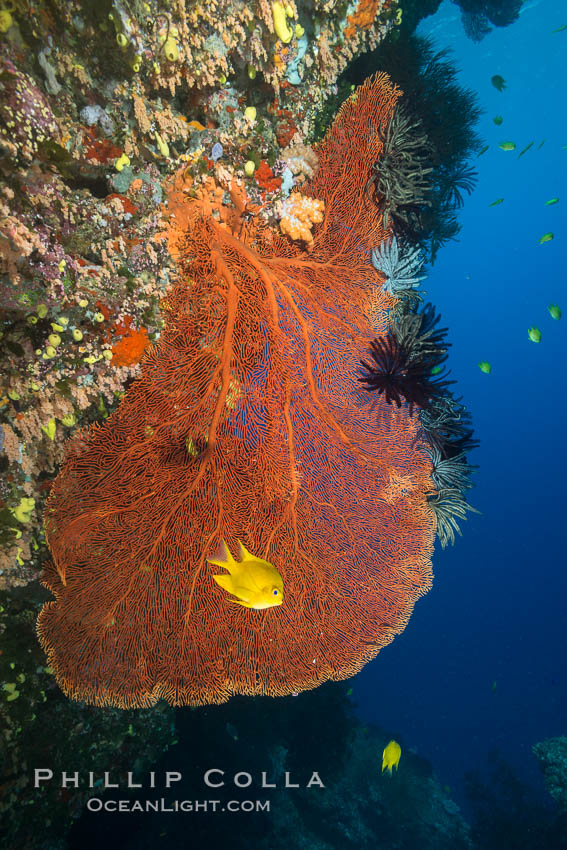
[280,142,319,180]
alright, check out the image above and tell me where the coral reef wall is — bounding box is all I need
[1,0,401,588]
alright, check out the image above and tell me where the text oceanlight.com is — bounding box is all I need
[86,798,271,813]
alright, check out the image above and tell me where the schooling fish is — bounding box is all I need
[478,361,492,374]
[528,326,542,343]
[491,75,506,91]
[548,304,562,320]
[537,139,546,150]
[382,740,402,775]
[489,198,504,206]
[552,24,567,32]
[208,540,284,609]
[518,141,534,158]
[545,197,559,205]
[539,232,554,244]
[477,144,489,157]
[493,115,503,125]
[499,141,516,151]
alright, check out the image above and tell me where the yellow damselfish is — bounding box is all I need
[382,740,401,775]
[208,540,284,609]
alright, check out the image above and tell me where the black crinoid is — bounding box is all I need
[345,33,482,261]
[366,104,435,235]
[419,387,480,546]
[419,395,480,459]
[359,302,453,415]
[359,297,480,546]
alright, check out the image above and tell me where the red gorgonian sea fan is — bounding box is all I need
[37,74,436,708]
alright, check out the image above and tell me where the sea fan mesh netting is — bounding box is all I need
[37,74,436,707]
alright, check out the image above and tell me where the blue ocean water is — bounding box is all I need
[354,0,567,813]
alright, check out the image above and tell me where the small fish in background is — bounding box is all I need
[537,139,546,150]
[491,74,507,91]
[208,540,284,609]
[431,365,443,375]
[226,722,239,741]
[489,198,504,207]
[528,327,542,343]
[492,680,497,693]
[499,141,516,151]
[477,144,489,157]
[545,197,559,205]
[552,23,567,32]
[538,232,554,244]
[548,304,562,320]
[478,361,492,374]
[518,141,534,158]
[382,740,402,775]
[493,115,503,125]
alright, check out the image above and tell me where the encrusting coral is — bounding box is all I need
[37,73,439,708]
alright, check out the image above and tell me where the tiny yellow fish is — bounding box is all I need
[491,74,506,91]
[538,232,554,244]
[499,141,516,151]
[492,680,497,693]
[545,198,559,205]
[346,687,353,696]
[548,304,562,320]
[208,540,283,609]
[478,361,492,374]
[477,144,489,157]
[489,198,504,207]
[226,722,239,741]
[382,740,401,775]
[528,326,542,343]
[537,139,546,150]
[493,115,503,125]
[518,141,534,158]
[552,23,567,32]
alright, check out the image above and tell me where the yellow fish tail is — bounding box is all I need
[208,539,238,572]
[237,539,256,561]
